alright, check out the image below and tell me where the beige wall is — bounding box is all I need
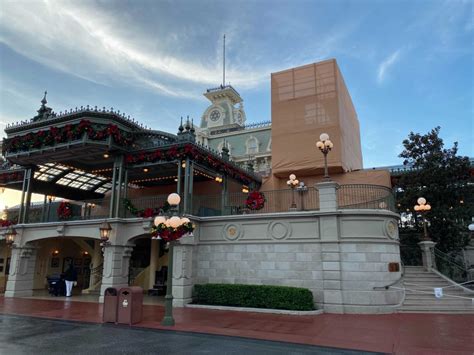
[271,59,362,178]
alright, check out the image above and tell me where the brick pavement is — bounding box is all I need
[1,296,473,354]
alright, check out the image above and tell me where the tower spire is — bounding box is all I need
[223,34,226,87]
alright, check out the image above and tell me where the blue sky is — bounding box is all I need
[0,0,472,168]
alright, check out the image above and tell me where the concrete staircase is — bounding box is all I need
[399,266,474,313]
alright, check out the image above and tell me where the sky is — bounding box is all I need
[0,1,472,180]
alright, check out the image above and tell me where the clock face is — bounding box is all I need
[209,109,221,122]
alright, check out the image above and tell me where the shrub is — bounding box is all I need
[193,283,315,311]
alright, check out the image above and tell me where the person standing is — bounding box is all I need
[64,264,78,297]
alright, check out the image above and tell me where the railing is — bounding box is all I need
[192,188,320,217]
[337,184,396,212]
[6,184,397,223]
[433,248,470,284]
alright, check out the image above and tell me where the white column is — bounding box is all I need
[172,236,195,307]
[4,246,37,298]
[315,181,339,212]
[99,244,133,303]
[419,241,436,271]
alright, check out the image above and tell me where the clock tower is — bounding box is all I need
[200,85,246,129]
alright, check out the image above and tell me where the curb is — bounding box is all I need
[185,304,323,315]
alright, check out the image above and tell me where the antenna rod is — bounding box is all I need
[223,34,226,87]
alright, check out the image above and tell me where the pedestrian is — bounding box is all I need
[64,264,77,297]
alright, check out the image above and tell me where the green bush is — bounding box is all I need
[193,283,315,311]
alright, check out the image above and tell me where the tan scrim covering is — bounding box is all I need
[271,59,363,178]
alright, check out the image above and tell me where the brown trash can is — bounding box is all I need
[117,286,143,325]
[103,287,119,323]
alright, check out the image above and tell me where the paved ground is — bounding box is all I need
[1,296,474,354]
[0,314,377,355]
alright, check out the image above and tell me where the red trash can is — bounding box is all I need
[103,287,119,323]
[117,286,143,325]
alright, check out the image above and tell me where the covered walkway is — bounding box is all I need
[1,297,473,354]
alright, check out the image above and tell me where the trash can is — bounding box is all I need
[117,286,143,325]
[103,287,119,323]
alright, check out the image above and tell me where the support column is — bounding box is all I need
[177,162,182,214]
[22,168,34,223]
[419,241,436,271]
[183,158,190,214]
[99,244,133,303]
[315,181,339,212]
[109,159,118,218]
[4,245,37,298]
[188,161,194,214]
[114,156,124,218]
[172,236,195,307]
[148,239,159,290]
[221,175,228,215]
[316,180,343,313]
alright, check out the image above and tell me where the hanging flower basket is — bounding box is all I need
[245,191,266,211]
[150,216,195,243]
[57,201,73,220]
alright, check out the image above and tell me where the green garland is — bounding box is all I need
[122,198,170,218]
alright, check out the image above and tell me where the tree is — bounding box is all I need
[395,127,473,253]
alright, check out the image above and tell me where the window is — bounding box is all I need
[246,137,259,155]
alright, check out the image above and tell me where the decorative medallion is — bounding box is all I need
[385,220,398,239]
[222,223,242,241]
[267,221,291,240]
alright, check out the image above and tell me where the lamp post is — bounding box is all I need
[414,197,432,241]
[316,133,333,180]
[286,174,299,210]
[161,192,180,327]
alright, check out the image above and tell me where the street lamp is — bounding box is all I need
[286,174,299,210]
[4,225,17,246]
[0,187,5,194]
[316,133,333,180]
[99,221,112,245]
[152,192,194,327]
[414,197,431,241]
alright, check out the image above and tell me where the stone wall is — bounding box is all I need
[184,209,403,314]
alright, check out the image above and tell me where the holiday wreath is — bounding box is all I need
[57,201,73,220]
[245,191,266,210]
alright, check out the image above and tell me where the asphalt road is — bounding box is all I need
[0,314,381,355]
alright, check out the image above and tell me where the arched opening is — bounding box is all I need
[127,235,169,301]
[27,236,102,302]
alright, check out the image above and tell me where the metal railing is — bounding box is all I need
[433,248,470,284]
[191,188,320,217]
[337,184,396,212]
[6,184,398,223]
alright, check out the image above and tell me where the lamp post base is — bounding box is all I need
[161,315,175,326]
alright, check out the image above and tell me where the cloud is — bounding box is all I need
[377,50,401,84]
[0,1,268,99]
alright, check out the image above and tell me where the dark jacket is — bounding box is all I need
[64,266,78,282]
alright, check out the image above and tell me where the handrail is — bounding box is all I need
[433,247,469,283]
